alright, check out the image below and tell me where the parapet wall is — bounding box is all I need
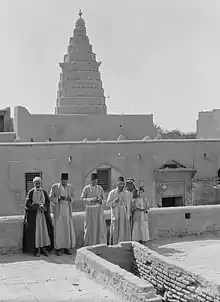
[1,205,220,252]
[76,242,220,301]
[148,205,220,240]
[14,106,156,142]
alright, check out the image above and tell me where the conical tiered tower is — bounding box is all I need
[55,10,107,115]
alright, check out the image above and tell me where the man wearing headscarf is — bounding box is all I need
[50,173,76,256]
[80,173,107,246]
[107,176,131,245]
[23,177,54,257]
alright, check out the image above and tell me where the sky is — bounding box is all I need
[1,0,220,132]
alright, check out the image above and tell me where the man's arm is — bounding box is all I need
[25,189,39,211]
[80,186,96,204]
[49,185,58,205]
[69,185,75,203]
[106,190,118,208]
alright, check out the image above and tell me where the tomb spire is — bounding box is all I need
[55,11,107,115]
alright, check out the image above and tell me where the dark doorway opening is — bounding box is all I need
[162,196,183,207]
[0,116,4,132]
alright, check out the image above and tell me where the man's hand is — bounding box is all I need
[97,198,103,204]
[67,196,71,202]
[89,197,97,204]
[39,204,44,212]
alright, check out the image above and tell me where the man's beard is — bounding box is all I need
[118,186,124,192]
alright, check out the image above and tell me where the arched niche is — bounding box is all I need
[84,163,124,192]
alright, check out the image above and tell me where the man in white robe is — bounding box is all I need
[50,173,76,256]
[107,176,131,245]
[80,173,107,246]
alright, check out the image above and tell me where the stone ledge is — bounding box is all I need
[0,211,111,253]
[2,205,220,253]
[75,243,161,302]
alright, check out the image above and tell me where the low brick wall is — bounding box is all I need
[75,242,220,302]
[132,242,220,302]
[75,243,161,302]
[0,211,111,252]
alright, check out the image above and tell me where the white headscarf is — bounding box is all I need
[32,177,45,205]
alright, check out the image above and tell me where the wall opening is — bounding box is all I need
[97,168,111,192]
[25,172,42,194]
[0,116,4,132]
[162,196,183,207]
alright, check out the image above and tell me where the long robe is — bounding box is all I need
[23,188,54,253]
[131,197,149,242]
[124,190,133,238]
[50,183,76,250]
[80,184,107,246]
[107,188,131,245]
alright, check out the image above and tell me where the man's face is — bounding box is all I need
[35,181,41,189]
[91,179,98,186]
[138,190,144,197]
[61,180,68,187]
[117,180,125,191]
[127,182,134,191]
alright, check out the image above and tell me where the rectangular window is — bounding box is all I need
[25,172,42,194]
[97,168,111,192]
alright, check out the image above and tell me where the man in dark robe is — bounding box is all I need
[23,177,54,257]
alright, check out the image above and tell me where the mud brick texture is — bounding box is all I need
[75,243,161,302]
[131,242,220,302]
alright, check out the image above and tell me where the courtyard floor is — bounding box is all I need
[0,251,124,302]
[151,237,220,285]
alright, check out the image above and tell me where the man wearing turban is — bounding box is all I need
[23,177,54,257]
[49,173,76,256]
[80,173,107,246]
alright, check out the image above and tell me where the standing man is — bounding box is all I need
[23,177,54,257]
[125,178,136,236]
[80,173,107,246]
[50,173,76,256]
[107,176,131,245]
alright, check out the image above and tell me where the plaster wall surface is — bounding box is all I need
[148,205,220,240]
[197,110,220,138]
[1,205,220,253]
[0,133,16,142]
[0,139,219,215]
[14,106,155,142]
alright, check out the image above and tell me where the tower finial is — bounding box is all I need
[79,9,82,18]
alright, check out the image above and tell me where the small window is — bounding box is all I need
[25,172,42,194]
[97,168,111,192]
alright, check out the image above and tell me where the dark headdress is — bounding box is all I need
[117,176,124,182]
[138,186,145,192]
[90,173,98,181]
[61,173,68,180]
[126,178,135,183]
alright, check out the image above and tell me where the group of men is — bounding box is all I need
[23,172,137,257]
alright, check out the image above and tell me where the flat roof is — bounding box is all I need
[0,138,219,146]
